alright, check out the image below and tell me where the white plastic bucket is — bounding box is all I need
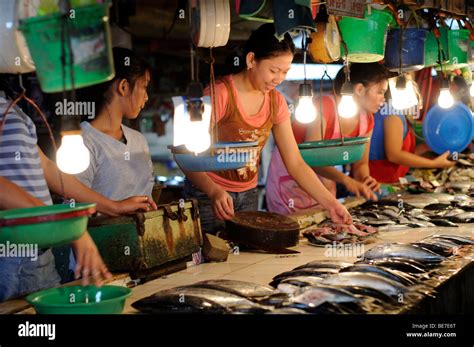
[0,0,38,73]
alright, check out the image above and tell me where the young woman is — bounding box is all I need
[266,63,392,215]
[0,74,155,301]
[75,47,157,204]
[182,24,352,234]
[369,80,455,183]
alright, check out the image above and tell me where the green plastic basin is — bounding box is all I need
[339,8,394,62]
[26,285,131,314]
[298,136,369,167]
[19,4,114,93]
[0,203,96,248]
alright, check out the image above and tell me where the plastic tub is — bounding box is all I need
[19,3,114,92]
[385,28,428,71]
[169,141,259,172]
[0,203,96,248]
[338,8,394,62]
[26,285,131,314]
[422,103,473,155]
[298,136,369,167]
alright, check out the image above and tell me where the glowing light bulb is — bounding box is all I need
[184,120,211,154]
[57,134,90,174]
[438,88,454,109]
[338,94,358,118]
[389,77,418,111]
[295,96,317,123]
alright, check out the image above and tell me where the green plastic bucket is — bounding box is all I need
[298,137,369,167]
[435,28,470,70]
[339,8,394,62]
[424,31,440,67]
[26,285,131,314]
[19,4,114,93]
[0,203,96,248]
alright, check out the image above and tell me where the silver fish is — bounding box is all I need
[362,244,445,263]
[378,224,411,232]
[319,272,410,297]
[187,280,275,298]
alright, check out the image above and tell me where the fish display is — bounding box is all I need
[303,223,378,246]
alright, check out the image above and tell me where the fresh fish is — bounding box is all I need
[270,268,338,287]
[230,305,270,314]
[411,243,454,257]
[267,307,308,314]
[256,292,291,306]
[319,272,411,297]
[449,212,474,223]
[399,196,439,208]
[186,280,275,298]
[292,260,353,271]
[378,224,411,232]
[407,221,436,228]
[429,219,459,227]
[353,223,378,234]
[290,286,360,307]
[340,265,418,286]
[430,234,474,245]
[132,293,231,314]
[361,244,445,263]
[382,209,401,219]
[304,232,332,245]
[366,218,396,226]
[407,209,433,219]
[277,276,326,289]
[444,208,467,217]
[426,193,456,203]
[359,211,381,219]
[421,237,460,248]
[424,203,452,211]
[132,286,258,314]
[357,257,430,273]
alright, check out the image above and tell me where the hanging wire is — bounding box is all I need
[209,48,218,153]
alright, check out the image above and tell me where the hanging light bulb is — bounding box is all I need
[338,82,358,118]
[57,132,90,174]
[185,120,211,154]
[295,83,316,123]
[389,75,419,111]
[438,78,454,109]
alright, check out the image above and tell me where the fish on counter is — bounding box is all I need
[303,223,378,246]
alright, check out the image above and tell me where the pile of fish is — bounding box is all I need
[350,194,474,231]
[132,235,474,314]
[303,223,378,246]
[413,153,474,191]
[267,234,474,314]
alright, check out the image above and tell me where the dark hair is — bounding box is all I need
[77,47,151,118]
[450,75,471,108]
[229,24,295,73]
[334,63,396,95]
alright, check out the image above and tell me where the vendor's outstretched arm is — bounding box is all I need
[383,116,454,169]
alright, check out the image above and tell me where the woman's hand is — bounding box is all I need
[343,176,377,201]
[433,151,456,169]
[109,196,157,216]
[326,201,353,225]
[71,232,112,286]
[361,176,381,194]
[209,188,235,220]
